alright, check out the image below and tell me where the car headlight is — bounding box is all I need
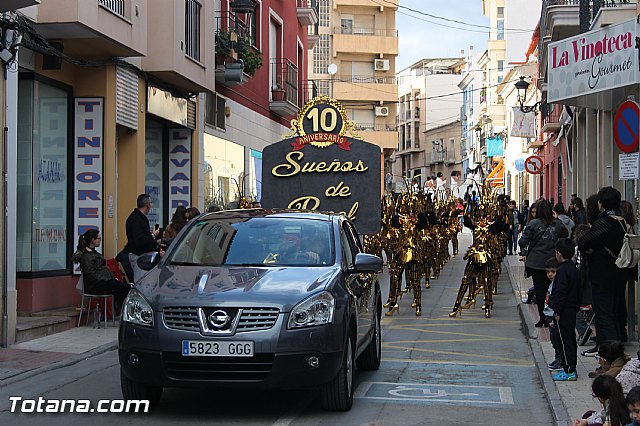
[288,291,335,329]
[122,288,154,327]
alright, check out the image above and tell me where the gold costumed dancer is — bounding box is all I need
[449,181,508,318]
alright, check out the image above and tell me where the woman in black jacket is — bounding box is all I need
[73,229,132,309]
[519,199,568,327]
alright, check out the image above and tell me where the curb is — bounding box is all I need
[504,259,570,426]
[0,341,118,388]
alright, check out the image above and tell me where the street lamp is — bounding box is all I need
[515,76,543,114]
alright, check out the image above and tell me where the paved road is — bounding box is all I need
[0,231,553,425]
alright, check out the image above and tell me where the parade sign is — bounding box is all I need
[262,96,381,234]
[547,18,639,103]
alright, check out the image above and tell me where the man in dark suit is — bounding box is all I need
[118,194,160,281]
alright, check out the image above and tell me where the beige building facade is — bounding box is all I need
[1,0,214,345]
[308,0,398,186]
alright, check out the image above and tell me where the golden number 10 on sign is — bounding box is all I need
[302,104,344,136]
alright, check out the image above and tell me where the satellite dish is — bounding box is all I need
[327,63,337,75]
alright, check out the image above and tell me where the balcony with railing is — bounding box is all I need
[541,103,563,133]
[34,0,146,57]
[590,0,638,29]
[214,12,263,86]
[270,58,299,117]
[297,0,319,26]
[430,149,446,164]
[332,27,398,56]
[299,80,318,108]
[333,75,397,103]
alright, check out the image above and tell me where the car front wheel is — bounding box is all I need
[321,331,355,411]
[120,368,163,408]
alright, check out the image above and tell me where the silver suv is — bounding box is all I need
[118,210,382,411]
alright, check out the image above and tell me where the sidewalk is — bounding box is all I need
[0,324,117,386]
[504,255,638,425]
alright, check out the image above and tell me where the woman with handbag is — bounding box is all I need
[519,199,568,327]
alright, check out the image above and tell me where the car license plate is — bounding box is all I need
[181,340,254,357]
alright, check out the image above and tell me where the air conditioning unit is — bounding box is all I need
[375,106,389,116]
[374,59,390,71]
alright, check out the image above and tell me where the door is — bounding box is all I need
[342,221,373,351]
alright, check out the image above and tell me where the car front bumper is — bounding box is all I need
[118,315,346,389]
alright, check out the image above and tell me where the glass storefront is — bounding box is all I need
[17,79,70,272]
[203,134,245,210]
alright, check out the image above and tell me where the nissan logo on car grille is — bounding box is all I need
[208,310,231,329]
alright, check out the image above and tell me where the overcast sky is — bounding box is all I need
[395,0,490,71]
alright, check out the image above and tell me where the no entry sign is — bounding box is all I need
[614,100,639,153]
[524,155,543,175]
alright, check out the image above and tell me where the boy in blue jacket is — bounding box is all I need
[549,237,581,381]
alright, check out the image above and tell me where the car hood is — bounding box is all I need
[134,265,341,312]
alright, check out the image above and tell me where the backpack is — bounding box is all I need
[605,217,640,269]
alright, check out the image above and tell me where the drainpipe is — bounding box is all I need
[2,117,7,349]
[1,18,7,348]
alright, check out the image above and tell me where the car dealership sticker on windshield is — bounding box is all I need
[261,96,382,234]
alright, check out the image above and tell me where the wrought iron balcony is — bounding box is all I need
[332,27,398,36]
[269,58,298,117]
[541,103,562,133]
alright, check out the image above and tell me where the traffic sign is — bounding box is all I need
[524,155,543,175]
[614,100,639,153]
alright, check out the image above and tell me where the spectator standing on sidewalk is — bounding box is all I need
[549,238,581,381]
[118,194,160,282]
[573,224,594,346]
[506,200,522,255]
[520,199,530,226]
[577,187,627,346]
[553,203,575,237]
[573,197,588,226]
[619,200,637,343]
[519,199,568,327]
[586,194,600,225]
[544,257,565,373]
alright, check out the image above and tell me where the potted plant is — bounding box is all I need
[215,30,263,77]
[271,83,285,101]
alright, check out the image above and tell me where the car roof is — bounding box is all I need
[202,208,338,222]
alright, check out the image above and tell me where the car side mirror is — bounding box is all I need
[354,253,383,273]
[137,252,160,271]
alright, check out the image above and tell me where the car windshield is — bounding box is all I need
[166,216,334,267]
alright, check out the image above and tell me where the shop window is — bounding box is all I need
[17,79,71,273]
[203,133,245,210]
